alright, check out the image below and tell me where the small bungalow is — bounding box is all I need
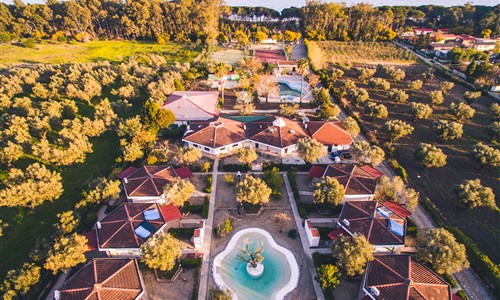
[54,258,146,300]
[305,121,353,152]
[362,255,452,300]
[96,202,180,256]
[337,201,406,252]
[277,60,299,73]
[122,165,182,203]
[304,219,320,247]
[308,164,382,202]
[162,91,220,125]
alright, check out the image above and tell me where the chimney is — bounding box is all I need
[124,177,128,184]
[342,219,350,227]
[96,221,101,229]
[54,291,61,300]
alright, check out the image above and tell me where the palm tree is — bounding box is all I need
[212,62,232,103]
[297,58,309,103]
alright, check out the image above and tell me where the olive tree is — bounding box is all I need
[313,177,345,206]
[454,179,496,209]
[376,176,419,211]
[176,146,202,164]
[162,179,196,207]
[341,117,360,138]
[76,177,120,208]
[333,234,374,276]
[278,103,299,117]
[44,233,88,274]
[439,81,454,94]
[429,90,444,106]
[355,67,376,82]
[236,175,272,205]
[350,141,385,166]
[387,89,409,104]
[369,78,390,91]
[489,121,500,142]
[141,233,182,271]
[408,102,433,120]
[417,228,469,275]
[56,211,78,234]
[364,102,388,119]
[432,120,463,140]
[0,163,63,208]
[381,120,414,142]
[1,263,41,299]
[297,138,327,163]
[236,147,258,164]
[464,91,481,102]
[262,167,284,197]
[449,102,475,121]
[316,264,340,290]
[346,88,369,106]
[406,79,423,92]
[414,143,447,168]
[468,143,500,167]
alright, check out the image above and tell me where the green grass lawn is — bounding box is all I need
[0,40,197,64]
[0,132,121,278]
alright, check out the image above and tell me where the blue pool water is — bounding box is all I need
[214,231,294,300]
[279,82,301,97]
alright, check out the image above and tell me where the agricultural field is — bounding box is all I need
[307,41,416,69]
[0,40,198,64]
[329,64,500,263]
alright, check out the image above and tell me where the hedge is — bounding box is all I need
[286,169,301,202]
[180,257,202,269]
[168,228,194,239]
[204,176,212,193]
[220,164,251,172]
[201,195,209,219]
[387,158,408,182]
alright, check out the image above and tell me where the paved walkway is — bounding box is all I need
[284,174,325,300]
[197,158,219,300]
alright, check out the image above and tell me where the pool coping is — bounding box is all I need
[212,227,300,300]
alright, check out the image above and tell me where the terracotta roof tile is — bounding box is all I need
[183,117,247,148]
[57,259,143,300]
[364,255,451,300]
[306,121,353,146]
[324,164,379,195]
[339,201,405,246]
[162,91,219,121]
[97,203,166,249]
[247,116,309,148]
[123,165,178,198]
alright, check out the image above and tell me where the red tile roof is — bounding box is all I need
[174,166,193,179]
[306,121,353,146]
[254,49,286,63]
[327,227,349,241]
[247,116,309,148]
[123,165,178,198]
[311,228,320,237]
[339,201,406,246]
[323,164,380,195]
[308,166,326,178]
[364,255,451,300]
[383,201,412,219]
[97,203,166,249]
[116,166,138,180]
[56,258,144,300]
[162,91,219,121]
[183,117,247,148]
[160,204,181,222]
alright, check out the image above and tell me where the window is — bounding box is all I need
[255,143,259,149]
[220,147,226,151]
[233,144,239,148]
[204,147,210,151]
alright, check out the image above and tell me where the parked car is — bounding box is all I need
[329,150,351,161]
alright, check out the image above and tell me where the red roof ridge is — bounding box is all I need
[374,256,407,281]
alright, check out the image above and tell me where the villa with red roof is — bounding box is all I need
[54,258,146,300]
[308,164,382,202]
[96,202,180,256]
[182,116,353,157]
[362,255,452,300]
[162,91,220,125]
[337,201,406,252]
[122,165,181,203]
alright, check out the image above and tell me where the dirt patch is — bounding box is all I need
[142,267,198,300]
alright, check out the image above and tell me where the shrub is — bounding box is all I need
[204,176,213,193]
[381,120,414,142]
[408,102,433,120]
[414,143,447,168]
[288,229,298,239]
[316,264,341,290]
[369,78,390,90]
[364,102,388,119]
[180,257,202,269]
[449,102,475,121]
[201,196,210,218]
[468,143,500,167]
[223,173,235,185]
[454,179,497,209]
[22,38,36,48]
[432,120,463,140]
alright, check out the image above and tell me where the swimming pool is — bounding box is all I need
[278,82,301,97]
[212,228,299,300]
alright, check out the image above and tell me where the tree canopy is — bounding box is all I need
[162,179,195,207]
[350,141,385,166]
[297,138,327,163]
[333,234,374,276]
[454,179,497,209]
[236,175,272,205]
[141,233,182,271]
[44,233,88,274]
[414,143,447,169]
[313,177,345,206]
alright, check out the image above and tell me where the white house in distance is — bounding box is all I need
[304,219,320,247]
[182,116,354,157]
[162,91,220,125]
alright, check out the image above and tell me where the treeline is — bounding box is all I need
[0,0,219,43]
[302,1,499,41]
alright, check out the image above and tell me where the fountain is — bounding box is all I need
[212,228,299,300]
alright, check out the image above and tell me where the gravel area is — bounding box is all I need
[142,267,198,300]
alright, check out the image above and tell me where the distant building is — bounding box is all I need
[121,165,180,203]
[304,219,320,247]
[162,91,220,125]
